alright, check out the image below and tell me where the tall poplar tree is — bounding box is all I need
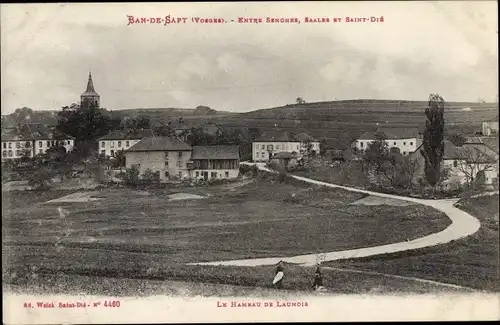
[420,94,445,186]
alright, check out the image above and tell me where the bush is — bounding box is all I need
[141,168,160,184]
[123,166,140,186]
[27,168,53,190]
[239,164,258,176]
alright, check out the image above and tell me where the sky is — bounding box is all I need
[1,1,498,114]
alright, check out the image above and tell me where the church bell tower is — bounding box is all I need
[80,71,100,108]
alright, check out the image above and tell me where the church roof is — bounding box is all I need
[81,72,99,97]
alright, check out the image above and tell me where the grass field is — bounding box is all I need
[325,195,500,292]
[2,175,453,294]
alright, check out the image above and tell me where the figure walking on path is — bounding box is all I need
[273,261,285,289]
[312,265,324,291]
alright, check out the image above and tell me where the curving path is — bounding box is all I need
[191,163,481,267]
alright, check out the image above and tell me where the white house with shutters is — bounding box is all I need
[1,123,74,161]
[355,128,421,156]
[98,129,155,157]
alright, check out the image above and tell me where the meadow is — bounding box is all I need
[2,175,453,294]
[326,194,500,292]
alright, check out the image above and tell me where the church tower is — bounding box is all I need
[80,71,100,108]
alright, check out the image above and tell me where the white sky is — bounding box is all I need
[1,1,498,114]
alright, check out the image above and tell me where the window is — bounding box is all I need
[178,151,182,158]
[2,143,5,149]
[219,173,223,178]
[15,150,19,156]
[225,171,229,178]
[360,142,364,148]
[118,141,122,148]
[110,142,115,148]
[196,171,199,177]
[267,144,273,151]
[101,142,105,148]
[101,150,105,155]
[453,160,458,167]
[177,161,183,168]
[178,171,183,178]
[46,141,50,147]
[261,145,265,150]
[211,172,217,178]
[403,151,406,155]
[126,141,130,147]
[8,150,13,157]
[25,141,30,147]
[410,142,413,146]
[2,150,6,157]
[39,141,42,147]
[39,149,43,154]
[261,152,265,158]
[403,142,406,145]
[165,171,169,178]
[16,142,20,148]
[8,143,11,149]
[110,150,114,156]
[394,142,396,145]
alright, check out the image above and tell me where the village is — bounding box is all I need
[2,72,499,195]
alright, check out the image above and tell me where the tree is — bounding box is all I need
[194,105,217,115]
[187,127,217,145]
[123,166,140,186]
[55,102,116,142]
[121,115,150,133]
[12,107,34,123]
[448,132,467,147]
[455,146,496,187]
[420,93,445,187]
[152,122,173,136]
[296,97,306,104]
[363,131,390,172]
[112,150,126,169]
[141,168,160,184]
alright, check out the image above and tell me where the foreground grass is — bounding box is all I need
[3,262,470,297]
[3,176,450,264]
[326,195,499,292]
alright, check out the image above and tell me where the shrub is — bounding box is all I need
[123,166,140,186]
[27,168,53,190]
[141,168,160,184]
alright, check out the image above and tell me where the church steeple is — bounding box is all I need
[86,71,95,93]
[81,70,100,109]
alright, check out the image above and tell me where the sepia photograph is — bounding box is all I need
[1,1,499,323]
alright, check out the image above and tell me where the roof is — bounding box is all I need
[255,130,298,142]
[126,136,191,152]
[98,129,155,140]
[481,137,499,154]
[412,140,498,163]
[358,128,419,140]
[191,145,240,159]
[81,72,99,97]
[294,132,318,142]
[1,123,74,141]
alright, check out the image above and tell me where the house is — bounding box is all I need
[125,136,192,180]
[252,130,321,162]
[190,145,240,180]
[125,136,240,181]
[269,152,300,170]
[355,128,420,156]
[98,129,155,157]
[168,119,224,142]
[410,140,499,186]
[294,133,321,156]
[482,116,499,136]
[252,130,301,162]
[1,123,74,161]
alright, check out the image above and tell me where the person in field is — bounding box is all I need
[273,261,285,289]
[312,265,324,291]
